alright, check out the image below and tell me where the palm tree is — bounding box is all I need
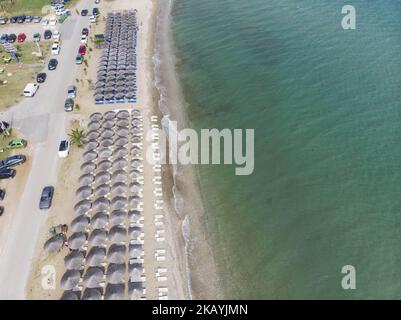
[68,128,85,148]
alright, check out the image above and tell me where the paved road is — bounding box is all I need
[0,0,94,299]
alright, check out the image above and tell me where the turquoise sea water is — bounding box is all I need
[171,0,401,298]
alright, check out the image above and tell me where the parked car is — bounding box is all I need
[64,98,74,112]
[0,122,10,134]
[7,34,16,43]
[25,15,33,23]
[81,9,88,16]
[33,33,41,42]
[58,140,70,158]
[51,43,60,55]
[23,83,39,97]
[17,33,26,42]
[44,29,52,40]
[17,15,26,23]
[75,54,83,64]
[36,72,47,83]
[80,35,88,44]
[0,155,26,170]
[0,17,8,25]
[5,139,27,150]
[67,85,77,98]
[0,169,16,179]
[89,15,96,23]
[95,0,100,4]
[78,44,86,55]
[41,18,49,26]
[0,34,8,43]
[48,58,58,70]
[0,189,5,201]
[82,28,89,36]
[93,8,100,16]
[49,16,57,26]
[39,186,54,209]
[53,30,60,40]
[0,206,4,216]
[55,8,65,16]
[10,16,18,23]
[33,16,42,23]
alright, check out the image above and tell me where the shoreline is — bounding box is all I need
[153,0,223,299]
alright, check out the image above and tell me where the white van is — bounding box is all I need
[23,83,39,97]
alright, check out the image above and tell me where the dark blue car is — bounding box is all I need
[0,155,26,171]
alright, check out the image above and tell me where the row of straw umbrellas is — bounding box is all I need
[95,11,138,104]
[58,110,145,299]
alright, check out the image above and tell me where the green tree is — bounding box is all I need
[68,128,85,148]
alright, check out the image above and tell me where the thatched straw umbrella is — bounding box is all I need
[106,264,126,285]
[91,211,109,229]
[102,120,115,129]
[116,119,129,128]
[86,247,106,267]
[104,283,125,300]
[128,282,144,300]
[74,199,92,215]
[44,235,64,253]
[64,250,85,270]
[128,210,142,223]
[94,184,111,198]
[129,244,144,258]
[93,197,110,212]
[80,161,96,174]
[83,267,104,289]
[90,113,103,122]
[112,170,127,184]
[100,138,113,148]
[109,210,126,226]
[68,232,87,250]
[88,122,101,132]
[114,137,129,147]
[60,291,79,300]
[129,182,141,194]
[86,130,100,141]
[128,226,142,239]
[83,150,98,162]
[89,228,108,247]
[115,128,129,138]
[112,159,128,171]
[109,225,127,243]
[111,181,128,195]
[94,172,111,185]
[104,111,116,120]
[70,215,90,233]
[76,186,92,200]
[60,270,81,290]
[100,129,114,139]
[107,244,126,264]
[82,288,102,300]
[98,147,113,159]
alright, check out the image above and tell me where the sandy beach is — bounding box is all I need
[25,0,192,300]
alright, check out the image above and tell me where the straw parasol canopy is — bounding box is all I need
[115,128,129,138]
[116,110,130,119]
[83,150,98,162]
[109,225,127,243]
[74,199,92,215]
[94,172,111,185]
[78,173,94,187]
[86,247,106,267]
[93,196,110,211]
[101,129,114,139]
[129,244,144,258]
[128,195,141,207]
[60,291,80,300]
[116,119,129,127]
[89,228,108,247]
[113,147,128,158]
[90,113,103,122]
[112,170,127,183]
[111,181,128,195]
[104,111,116,120]
[100,138,113,148]
[60,270,81,290]
[83,267,104,289]
[128,210,142,223]
[98,147,113,159]
[129,263,144,281]
[85,140,99,151]
[94,183,111,198]
[102,120,115,129]
[80,161,97,174]
[82,288,102,300]
[64,250,85,270]
[43,235,64,253]
[128,282,144,300]
[114,137,129,147]
[91,211,109,229]
[109,210,126,226]
[76,186,93,200]
[111,196,127,211]
[129,182,141,194]
[68,232,87,250]
[107,244,126,264]
[106,263,126,285]
[70,215,90,233]
[104,283,125,300]
[128,226,142,239]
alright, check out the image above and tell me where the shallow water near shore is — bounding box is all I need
[168,0,401,299]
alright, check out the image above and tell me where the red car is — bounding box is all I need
[17,33,26,42]
[78,44,86,55]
